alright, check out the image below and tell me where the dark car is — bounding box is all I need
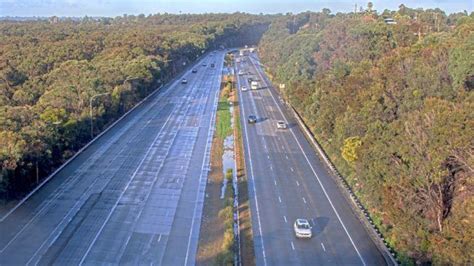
[192,69,197,73]
[211,63,215,68]
[248,115,257,124]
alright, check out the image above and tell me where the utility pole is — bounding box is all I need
[89,92,110,139]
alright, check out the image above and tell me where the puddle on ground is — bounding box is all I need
[220,105,236,199]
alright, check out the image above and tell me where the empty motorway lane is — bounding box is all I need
[236,53,387,265]
[0,51,224,265]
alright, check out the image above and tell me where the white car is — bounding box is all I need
[181,78,188,84]
[294,219,312,238]
[241,86,248,91]
[276,120,287,129]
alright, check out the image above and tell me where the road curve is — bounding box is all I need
[236,52,387,266]
[0,51,224,265]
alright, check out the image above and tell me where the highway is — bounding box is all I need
[0,51,223,265]
[236,52,387,265]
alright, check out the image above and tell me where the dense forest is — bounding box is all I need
[0,13,269,201]
[258,5,473,265]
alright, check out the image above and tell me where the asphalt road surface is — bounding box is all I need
[236,52,388,266]
[0,51,224,265]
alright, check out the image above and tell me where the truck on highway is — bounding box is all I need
[250,80,258,90]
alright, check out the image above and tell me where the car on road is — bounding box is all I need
[211,63,215,68]
[248,115,257,124]
[276,120,287,129]
[181,78,188,84]
[294,219,312,238]
[241,86,248,91]
[202,63,207,67]
[192,69,197,73]
[238,70,245,75]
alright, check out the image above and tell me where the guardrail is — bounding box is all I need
[285,101,399,266]
[0,51,212,222]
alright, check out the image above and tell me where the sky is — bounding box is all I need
[1,0,472,17]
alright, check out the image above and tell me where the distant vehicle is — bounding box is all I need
[250,81,258,90]
[211,63,215,68]
[192,69,198,73]
[294,219,312,238]
[238,70,245,76]
[241,86,248,91]
[248,115,257,124]
[202,63,207,67]
[384,18,397,25]
[181,78,188,84]
[276,121,287,129]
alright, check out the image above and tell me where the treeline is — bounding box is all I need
[258,5,473,265]
[0,14,269,201]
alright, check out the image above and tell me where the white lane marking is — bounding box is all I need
[270,165,273,170]
[283,216,288,223]
[290,167,294,172]
[239,66,267,266]
[158,234,162,242]
[267,155,270,159]
[278,196,282,203]
[291,241,295,250]
[1,52,204,224]
[274,180,277,186]
[302,197,307,204]
[296,181,300,186]
[80,56,213,265]
[78,105,177,265]
[321,242,326,252]
[286,155,289,159]
[251,56,367,266]
[281,145,284,149]
[184,89,219,266]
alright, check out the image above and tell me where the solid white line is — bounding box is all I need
[291,241,295,250]
[321,242,326,252]
[283,216,287,223]
[239,64,267,266]
[1,51,209,224]
[250,56,367,266]
[78,99,178,265]
[185,56,224,266]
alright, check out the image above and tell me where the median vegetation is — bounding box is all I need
[197,74,236,265]
[0,14,269,203]
[258,7,473,264]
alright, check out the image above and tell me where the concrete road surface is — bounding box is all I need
[0,51,224,265]
[236,52,388,266]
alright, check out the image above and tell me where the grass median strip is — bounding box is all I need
[197,74,235,265]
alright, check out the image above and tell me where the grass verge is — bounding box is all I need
[197,74,235,266]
